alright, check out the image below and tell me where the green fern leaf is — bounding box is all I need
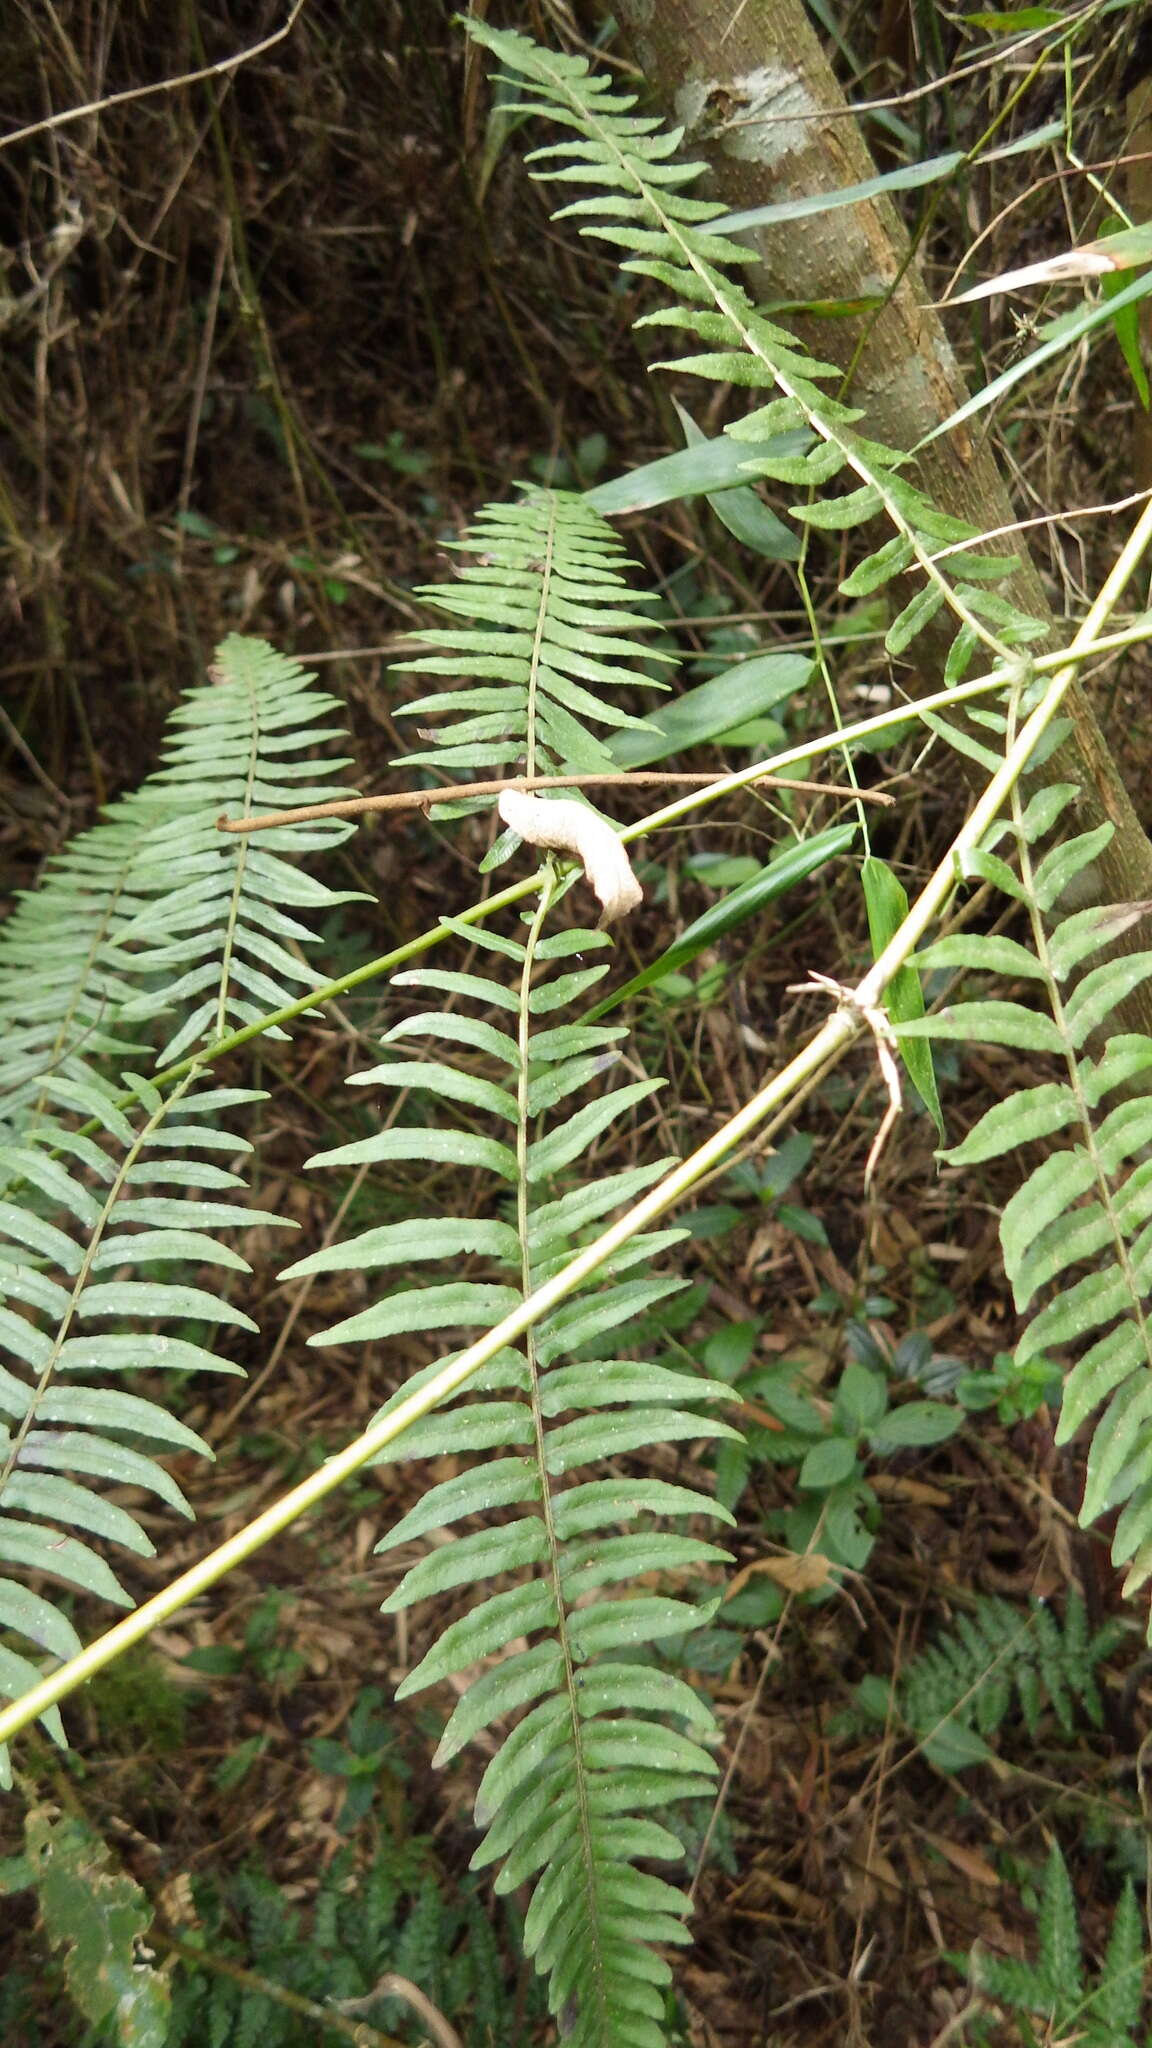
[299,897,734,2042]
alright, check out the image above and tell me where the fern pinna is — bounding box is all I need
[288,489,738,2046]
[902,780,1152,1622]
[0,638,357,1781]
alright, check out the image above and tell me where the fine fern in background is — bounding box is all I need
[956,1842,1145,2048]
[164,1835,542,2048]
[0,637,358,1778]
[851,1590,1125,1772]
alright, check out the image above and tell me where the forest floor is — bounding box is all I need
[2,5,1152,2045]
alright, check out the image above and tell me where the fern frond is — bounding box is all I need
[882,1592,1122,1771]
[966,1844,1145,2046]
[903,776,1152,1616]
[0,637,359,1123]
[397,490,670,781]
[114,635,362,1064]
[465,23,1047,684]
[0,638,359,1776]
[293,895,738,2046]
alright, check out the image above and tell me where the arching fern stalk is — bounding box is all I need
[0,637,359,1779]
[290,491,740,2044]
[902,782,1152,1623]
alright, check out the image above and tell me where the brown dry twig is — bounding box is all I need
[0,1,310,155]
[217,770,894,834]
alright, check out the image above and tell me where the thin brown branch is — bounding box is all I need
[217,771,893,834]
[0,1,309,155]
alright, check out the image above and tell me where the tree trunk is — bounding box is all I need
[614,0,1152,992]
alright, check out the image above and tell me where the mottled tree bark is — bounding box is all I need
[614,0,1152,1002]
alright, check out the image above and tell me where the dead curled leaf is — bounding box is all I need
[724,1554,835,1598]
[497,789,643,924]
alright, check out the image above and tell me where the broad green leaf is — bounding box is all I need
[89,1230,250,1273]
[562,1531,730,1595]
[861,855,942,1135]
[28,1386,212,1452]
[536,1276,685,1362]
[870,1401,959,1448]
[1095,1097,1152,1175]
[1063,952,1152,1048]
[540,1360,731,1411]
[568,1594,720,1659]
[580,1721,718,1776]
[670,401,801,557]
[390,966,522,1011]
[573,1664,717,1726]
[55,1336,242,1375]
[1047,905,1131,979]
[1031,824,1115,913]
[1082,1034,1152,1106]
[0,1518,130,1605]
[383,1011,520,1066]
[585,424,807,528]
[839,534,915,597]
[75,1282,257,1328]
[959,847,1027,899]
[1082,1375,1152,1525]
[588,825,855,1017]
[1011,1202,1112,1310]
[920,709,1004,772]
[610,652,811,768]
[834,1362,887,1435]
[791,481,884,528]
[885,581,946,656]
[434,1641,565,1764]
[799,1437,857,1488]
[527,1080,662,1179]
[2,1475,151,1554]
[368,1399,533,1464]
[16,1431,192,1513]
[545,1406,738,1475]
[1018,1266,1129,1365]
[0,1581,82,1661]
[915,933,1046,979]
[552,1476,735,1537]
